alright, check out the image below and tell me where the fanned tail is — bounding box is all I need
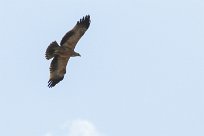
[45,41,60,60]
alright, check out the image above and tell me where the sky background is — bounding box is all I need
[0,0,204,136]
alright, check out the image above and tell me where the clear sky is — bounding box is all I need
[0,0,204,136]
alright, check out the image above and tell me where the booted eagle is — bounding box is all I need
[45,15,91,88]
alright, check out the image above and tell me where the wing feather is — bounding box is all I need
[48,56,70,88]
[60,15,91,49]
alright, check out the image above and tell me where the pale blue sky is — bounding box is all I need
[0,0,204,136]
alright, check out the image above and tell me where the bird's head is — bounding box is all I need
[76,53,81,57]
[72,52,81,57]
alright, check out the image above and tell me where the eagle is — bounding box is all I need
[45,15,91,88]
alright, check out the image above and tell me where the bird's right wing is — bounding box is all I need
[60,15,91,50]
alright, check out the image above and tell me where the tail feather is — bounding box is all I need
[45,41,59,60]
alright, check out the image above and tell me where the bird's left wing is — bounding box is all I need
[48,56,70,88]
[60,15,91,50]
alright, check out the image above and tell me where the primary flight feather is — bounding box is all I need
[45,15,91,88]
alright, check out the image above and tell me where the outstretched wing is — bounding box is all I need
[48,56,70,88]
[60,15,91,49]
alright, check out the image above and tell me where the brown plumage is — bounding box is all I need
[45,15,91,88]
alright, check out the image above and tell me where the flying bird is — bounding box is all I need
[45,15,91,88]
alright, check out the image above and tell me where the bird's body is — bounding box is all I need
[45,15,91,88]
